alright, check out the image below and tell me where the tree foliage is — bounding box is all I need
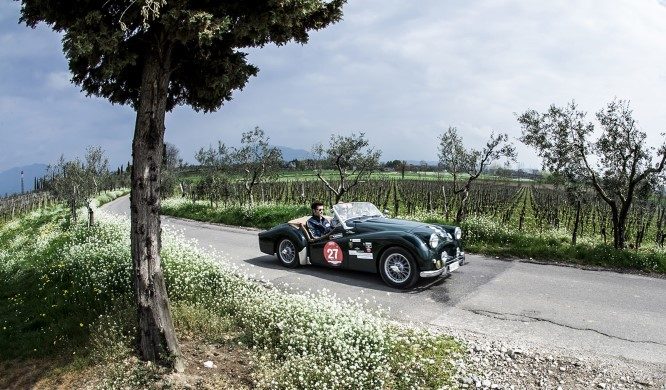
[518,99,666,249]
[46,146,109,224]
[313,132,381,204]
[20,0,345,113]
[438,127,516,222]
[195,141,232,169]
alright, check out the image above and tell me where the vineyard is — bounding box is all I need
[0,192,54,222]
[180,176,666,252]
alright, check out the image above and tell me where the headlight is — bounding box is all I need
[454,227,462,240]
[429,233,439,248]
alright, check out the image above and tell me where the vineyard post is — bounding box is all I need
[518,194,526,232]
[392,180,399,216]
[427,191,432,212]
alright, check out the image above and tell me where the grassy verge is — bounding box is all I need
[161,197,310,229]
[0,206,463,388]
[159,198,666,274]
[425,214,666,273]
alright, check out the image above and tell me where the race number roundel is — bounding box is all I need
[323,241,343,266]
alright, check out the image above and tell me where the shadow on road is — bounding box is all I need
[244,255,454,293]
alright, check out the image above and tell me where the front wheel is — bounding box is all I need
[277,238,300,268]
[379,247,418,289]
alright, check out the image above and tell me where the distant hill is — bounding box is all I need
[0,164,48,197]
[279,146,314,161]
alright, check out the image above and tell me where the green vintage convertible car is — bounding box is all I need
[258,201,465,289]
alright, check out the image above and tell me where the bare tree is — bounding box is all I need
[313,132,381,204]
[438,127,516,223]
[518,99,666,249]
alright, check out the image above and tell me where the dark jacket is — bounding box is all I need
[307,215,332,238]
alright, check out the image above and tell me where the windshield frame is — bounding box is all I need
[332,202,383,229]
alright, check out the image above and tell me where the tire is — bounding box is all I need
[276,238,299,268]
[379,247,419,289]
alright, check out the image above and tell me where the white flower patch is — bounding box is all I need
[1,206,461,389]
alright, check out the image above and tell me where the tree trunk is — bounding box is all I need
[335,189,344,204]
[455,188,469,224]
[571,200,581,245]
[87,201,94,227]
[130,40,183,372]
[611,209,626,250]
[441,185,449,220]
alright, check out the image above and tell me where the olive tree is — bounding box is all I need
[162,142,180,170]
[233,127,282,206]
[46,146,109,225]
[159,142,180,198]
[518,100,666,250]
[438,127,516,223]
[47,156,85,222]
[195,141,232,170]
[313,132,381,204]
[20,0,346,370]
[194,141,232,202]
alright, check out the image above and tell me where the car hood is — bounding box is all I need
[347,217,449,238]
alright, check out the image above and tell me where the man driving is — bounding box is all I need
[307,201,333,239]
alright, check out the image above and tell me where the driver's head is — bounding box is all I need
[311,202,325,217]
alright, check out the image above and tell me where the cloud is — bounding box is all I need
[2,0,666,172]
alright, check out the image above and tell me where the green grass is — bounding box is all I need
[1,205,464,388]
[424,214,666,273]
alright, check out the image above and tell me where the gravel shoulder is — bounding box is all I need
[434,325,666,389]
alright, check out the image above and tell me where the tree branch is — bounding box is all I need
[579,144,614,207]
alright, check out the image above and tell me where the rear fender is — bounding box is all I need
[274,226,308,254]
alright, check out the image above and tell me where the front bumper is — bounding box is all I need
[420,250,465,278]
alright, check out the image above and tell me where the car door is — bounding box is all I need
[308,227,349,268]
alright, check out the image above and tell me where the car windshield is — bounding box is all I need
[332,202,383,224]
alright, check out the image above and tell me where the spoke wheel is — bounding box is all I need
[379,247,418,289]
[277,238,299,268]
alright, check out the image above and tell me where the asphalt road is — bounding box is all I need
[103,196,666,366]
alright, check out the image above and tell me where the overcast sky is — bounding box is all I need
[1,0,666,172]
